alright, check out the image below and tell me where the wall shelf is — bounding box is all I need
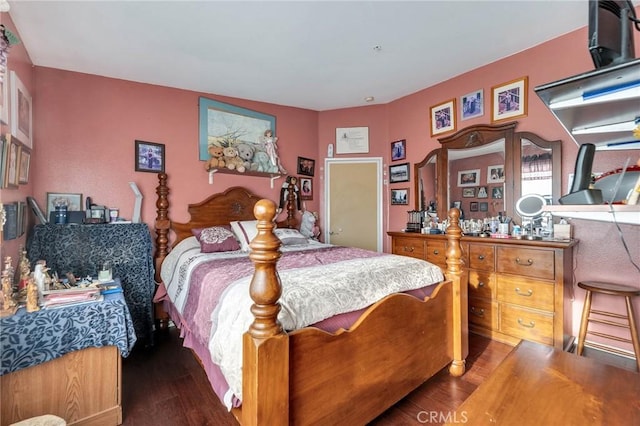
[543,204,640,225]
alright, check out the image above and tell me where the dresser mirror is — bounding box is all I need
[414,148,440,213]
[414,122,561,224]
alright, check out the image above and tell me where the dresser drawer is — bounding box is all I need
[500,304,553,346]
[468,270,495,299]
[392,237,425,260]
[496,247,554,280]
[469,297,497,330]
[497,275,554,311]
[426,240,447,268]
[468,244,495,271]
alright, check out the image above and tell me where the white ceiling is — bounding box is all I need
[8,0,595,111]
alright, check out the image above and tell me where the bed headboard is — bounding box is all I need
[153,173,299,282]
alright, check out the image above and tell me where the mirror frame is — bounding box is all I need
[413,148,440,213]
[436,122,517,221]
[513,131,562,207]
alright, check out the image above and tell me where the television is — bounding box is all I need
[588,0,638,68]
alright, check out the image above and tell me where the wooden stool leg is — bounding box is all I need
[624,296,640,372]
[577,289,593,356]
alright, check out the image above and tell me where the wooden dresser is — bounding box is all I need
[388,232,576,349]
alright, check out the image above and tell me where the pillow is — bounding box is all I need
[230,220,259,251]
[191,226,240,253]
[274,228,309,246]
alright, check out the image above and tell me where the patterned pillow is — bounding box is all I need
[191,226,240,253]
[230,220,259,251]
[274,228,308,246]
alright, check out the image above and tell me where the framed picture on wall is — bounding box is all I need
[460,89,483,120]
[457,169,480,187]
[487,164,505,183]
[300,177,313,200]
[389,163,410,183]
[430,99,456,136]
[391,188,409,205]
[470,201,479,212]
[10,71,32,148]
[391,139,406,161]
[1,76,8,125]
[477,186,488,198]
[462,187,475,198]
[135,140,165,173]
[4,137,20,189]
[491,76,528,123]
[18,144,30,184]
[297,157,315,176]
[479,202,489,212]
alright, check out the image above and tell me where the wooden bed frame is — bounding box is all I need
[153,173,468,425]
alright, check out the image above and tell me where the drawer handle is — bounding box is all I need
[433,249,439,255]
[517,318,536,328]
[403,246,414,253]
[478,254,485,260]
[470,307,485,317]
[478,281,485,287]
[514,287,533,297]
[515,257,533,266]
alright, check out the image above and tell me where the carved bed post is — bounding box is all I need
[154,173,171,329]
[242,199,289,426]
[445,207,468,376]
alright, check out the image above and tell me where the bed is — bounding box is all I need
[152,172,468,425]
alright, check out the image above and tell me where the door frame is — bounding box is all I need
[324,157,383,251]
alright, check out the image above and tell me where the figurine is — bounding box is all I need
[26,276,40,312]
[259,129,287,174]
[19,249,31,290]
[1,269,16,312]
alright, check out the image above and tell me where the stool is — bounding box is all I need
[576,281,640,371]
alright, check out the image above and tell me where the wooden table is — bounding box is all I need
[448,341,640,425]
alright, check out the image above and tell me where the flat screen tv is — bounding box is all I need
[588,0,638,68]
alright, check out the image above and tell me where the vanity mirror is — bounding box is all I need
[414,122,561,225]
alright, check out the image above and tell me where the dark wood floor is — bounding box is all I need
[122,329,514,426]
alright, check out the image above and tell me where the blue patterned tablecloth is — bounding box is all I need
[0,290,137,375]
[27,223,155,345]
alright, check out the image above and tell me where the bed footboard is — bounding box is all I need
[241,202,466,425]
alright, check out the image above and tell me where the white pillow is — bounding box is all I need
[230,220,259,251]
[274,228,309,246]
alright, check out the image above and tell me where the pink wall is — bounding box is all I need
[32,68,319,228]
[7,8,640,354]
[0,13,34,264]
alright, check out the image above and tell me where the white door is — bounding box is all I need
[324,158,382,251]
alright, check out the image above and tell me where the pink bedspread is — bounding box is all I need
[155,245,438,407]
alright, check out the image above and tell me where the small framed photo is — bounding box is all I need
[477,186,488,199]
[4,137,20,189]
[492,186,504,199]
[491,76,528,123]
[462,187,476,198]
[10,71,32,148]
[391,139,406,161]
[391,188,409,205]
[430,99,456,136]
[470,201,479,212]
[452,201,462,210]
[389,163,410,183]
[1,76,8,125]
[18,144,30,184]
[487,164,505,183]
[457,169,480,187]
[135,140,165,173]
[46,192,83,218]
[297,157,315,176]
[479,202,489,212]
[300,177,313,200]
[460,89,483,120]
